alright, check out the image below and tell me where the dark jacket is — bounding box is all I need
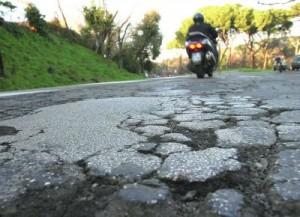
[186,23,218,43]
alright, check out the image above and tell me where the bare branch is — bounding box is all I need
[112,11,118,22]
[258,0,296,5]
[121,22,131,44]
[120,16,131,29]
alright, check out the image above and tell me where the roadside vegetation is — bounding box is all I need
[0,1,162,90]
[0,24,143,90]
[220,68,272,73]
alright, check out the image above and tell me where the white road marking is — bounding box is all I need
[0,75,190,98]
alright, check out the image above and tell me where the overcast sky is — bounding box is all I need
[8,0,300,47]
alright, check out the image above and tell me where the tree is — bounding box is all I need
[83,5,117,56]
[25,3,48,36]
[287,3,300,56]
[115,17,131,68]
[254,9,277,68]
[167,17,192,48]
[0,0,15,18]
[289,37,300,55]
[235,7,258,68]
[200,5,240,66]
[131,11,162,73]
[121,43,140,73]
[255,9,293,68]
[290,2,300,17]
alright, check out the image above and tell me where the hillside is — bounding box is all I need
[0,24,143,91]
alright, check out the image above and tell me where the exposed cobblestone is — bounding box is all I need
[216,126,276,148]
[158,148,241,182]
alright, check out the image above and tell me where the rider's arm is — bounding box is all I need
[210,26,218,39]
[186,26,194,41]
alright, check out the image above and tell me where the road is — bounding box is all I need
[0,71,300,217]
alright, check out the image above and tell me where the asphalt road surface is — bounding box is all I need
[0,71,300,217]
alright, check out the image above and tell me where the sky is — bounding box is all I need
[7,0,300,48]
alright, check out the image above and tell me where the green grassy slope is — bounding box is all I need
[0,25,143,91]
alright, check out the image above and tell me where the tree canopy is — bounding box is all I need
[25,3,48,36]
[0,0,15,18]
[83,5,116,55]
[169,4,295,49]
[131,11,163,72]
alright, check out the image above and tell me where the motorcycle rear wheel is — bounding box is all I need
[207,69,213,78]
[197,72,205,78]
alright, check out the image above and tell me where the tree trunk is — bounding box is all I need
[140,59,144,74]
[100,34,107,57]
[95,38,100,54]
[0,51,4,77]
[117,22,130,69]
[139,54,144,74]
[262,35,271,69]
[118,45,124,69]
[262,42,269,69]
[227,46,232,67]
[250,49,255,68]
[263,52,268,69]
[248,35,255,68]
[218,32,229,70]
[95,35,105,56]
[219,46,228,69]
[296,40,300,55]
[118,55,123,69]
[57,0,69,29]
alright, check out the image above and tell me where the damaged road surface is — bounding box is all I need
[1,72,300,217]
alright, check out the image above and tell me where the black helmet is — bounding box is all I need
[193,13,204,24]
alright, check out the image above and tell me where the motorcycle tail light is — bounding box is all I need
[188,43,203,50]
[189,44,196,50]
[196,43,203,49]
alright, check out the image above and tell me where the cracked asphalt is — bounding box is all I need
[0,72,300,217]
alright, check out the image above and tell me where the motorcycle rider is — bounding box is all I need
[274,56,282,65]
[186,13,218,44]
[274,56,284,72]
[186,13,219,72]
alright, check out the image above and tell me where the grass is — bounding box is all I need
[0,25,143,91]
[219,67,272,73]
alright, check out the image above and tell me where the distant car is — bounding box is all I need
[273,57,288,71]
[291,55,300,71]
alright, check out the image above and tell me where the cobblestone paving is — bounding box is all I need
[1,73,300,217]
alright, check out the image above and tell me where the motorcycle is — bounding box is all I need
[275,62,284,73]
[186,33,218,78]
[273,57,287,73]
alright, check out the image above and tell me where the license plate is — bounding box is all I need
[192,53,202,63]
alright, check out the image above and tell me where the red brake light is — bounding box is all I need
[196,43,203,49]
[189,44,196,50]
[188,43,203,50]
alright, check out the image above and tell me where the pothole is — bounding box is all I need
[0,142,11,152]
[0,126,19,137]
[162,172,241,201]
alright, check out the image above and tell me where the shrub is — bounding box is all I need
[25,3,47,36]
